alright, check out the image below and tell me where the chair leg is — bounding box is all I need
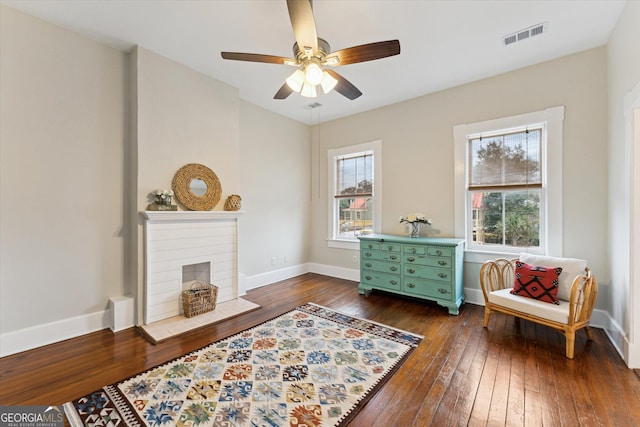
[565,331,575,359]
[483,307,491,328]
[584,326,594,341]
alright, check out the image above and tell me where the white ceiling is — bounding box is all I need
[1,0,626,124]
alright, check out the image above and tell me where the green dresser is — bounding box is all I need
[358,234,465,315]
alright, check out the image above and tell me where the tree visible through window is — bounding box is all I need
[469,128,542,249]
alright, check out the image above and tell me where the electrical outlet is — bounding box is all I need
[271,256,276,265]
[352,255,359,263]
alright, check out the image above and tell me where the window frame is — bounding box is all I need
[327,140,382,250]
[466,125,546,252]
[454,107,564,263]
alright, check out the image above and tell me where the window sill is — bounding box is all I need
[464,248,544,264]
[327,239,359,250]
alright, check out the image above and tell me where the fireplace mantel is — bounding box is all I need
[141,210,244,221]
[141,210,244,324]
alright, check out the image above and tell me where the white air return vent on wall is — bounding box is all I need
[503,22,547,46]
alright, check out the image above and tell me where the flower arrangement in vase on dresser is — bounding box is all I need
[399,213,432,238]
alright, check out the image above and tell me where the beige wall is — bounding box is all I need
[606,0,640,364]
[311,47,609,305]
[0,6,127,332]
[238,102,311,278]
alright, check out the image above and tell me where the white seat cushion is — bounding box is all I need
[488,288,569,324]
[519,253,587,301]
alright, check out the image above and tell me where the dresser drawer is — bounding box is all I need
[403,265,453,284]
[403,277,453,301]
[362,259,401,274]
[403,254,452,268]
[362,250,401,262]
[403,245,426,255]
[361,242,381,251]
[380,243,402,253]
[361,270,401,291]
[426,246,453,257]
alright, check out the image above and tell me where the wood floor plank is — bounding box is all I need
[408,308,476,426]
[505,319,525,426]
[468,313,507,425]
[534,324,563,427]
[1,273,639,426]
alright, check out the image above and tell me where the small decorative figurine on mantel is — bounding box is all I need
[147,189,177,211]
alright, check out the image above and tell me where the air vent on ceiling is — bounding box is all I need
[503,22,547,46]
[304,102,323,110]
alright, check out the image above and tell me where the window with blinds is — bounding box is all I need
[334,151,374,239]
[468,127,543,249]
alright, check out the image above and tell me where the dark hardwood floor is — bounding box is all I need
[1,273,639,426]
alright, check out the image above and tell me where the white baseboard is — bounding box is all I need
[308,263,360,282]
[0,310,110,357]
[245,263,311,290]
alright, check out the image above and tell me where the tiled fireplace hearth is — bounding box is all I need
[141,211,245,325]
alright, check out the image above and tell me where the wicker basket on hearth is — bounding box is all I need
[181,282,218,318]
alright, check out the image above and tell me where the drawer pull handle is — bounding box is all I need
[390,255,397,260]
[407,283,415,288]
[407,268,416,274]
[390,266,397,272]
[365,263,372,268]
[411,248,417,253]
[388,245,393,250]
[438,288,448,294]
[438,273,448,278]
[407,257,415,262]
[365,275,372,280]
[438,260,448,266]
[390,280,398,286]
[435,250,442,256]
[368,244,373,249]
[365,252,372,257]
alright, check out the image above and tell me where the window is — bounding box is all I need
[454,107,564,260]
[468,127,543,250]
[328,140,381,249]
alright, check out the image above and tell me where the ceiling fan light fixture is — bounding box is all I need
[304,62,323,86]
[300,81,317,98]
[286,69,305,92]
[320,70,337,94]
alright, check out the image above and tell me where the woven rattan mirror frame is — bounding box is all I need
[172,163,222,210]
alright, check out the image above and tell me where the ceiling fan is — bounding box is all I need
[221,0,400,100]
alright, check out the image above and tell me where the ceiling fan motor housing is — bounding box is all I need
[293,37,331,63]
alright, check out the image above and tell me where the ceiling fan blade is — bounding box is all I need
[325,69,362,100]
[324,40,400,65]
[221,52,296,65]
[287,0,318,55]
[274,82,294,99]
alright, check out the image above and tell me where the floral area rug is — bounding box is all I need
[64,303,422,427]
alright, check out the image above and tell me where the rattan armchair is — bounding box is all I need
[480,258,598,359]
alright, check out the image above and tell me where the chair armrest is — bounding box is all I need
[567,267,598,325]
[479,259,518,303]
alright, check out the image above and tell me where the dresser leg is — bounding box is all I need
[358,284,372,296]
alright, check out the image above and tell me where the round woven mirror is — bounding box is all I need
[172,163,222,210]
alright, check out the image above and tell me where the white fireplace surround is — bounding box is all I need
[141,211,243,325]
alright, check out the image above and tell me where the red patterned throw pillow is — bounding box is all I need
[511,261,562,304]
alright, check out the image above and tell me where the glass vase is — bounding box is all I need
[410,222,420,238]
